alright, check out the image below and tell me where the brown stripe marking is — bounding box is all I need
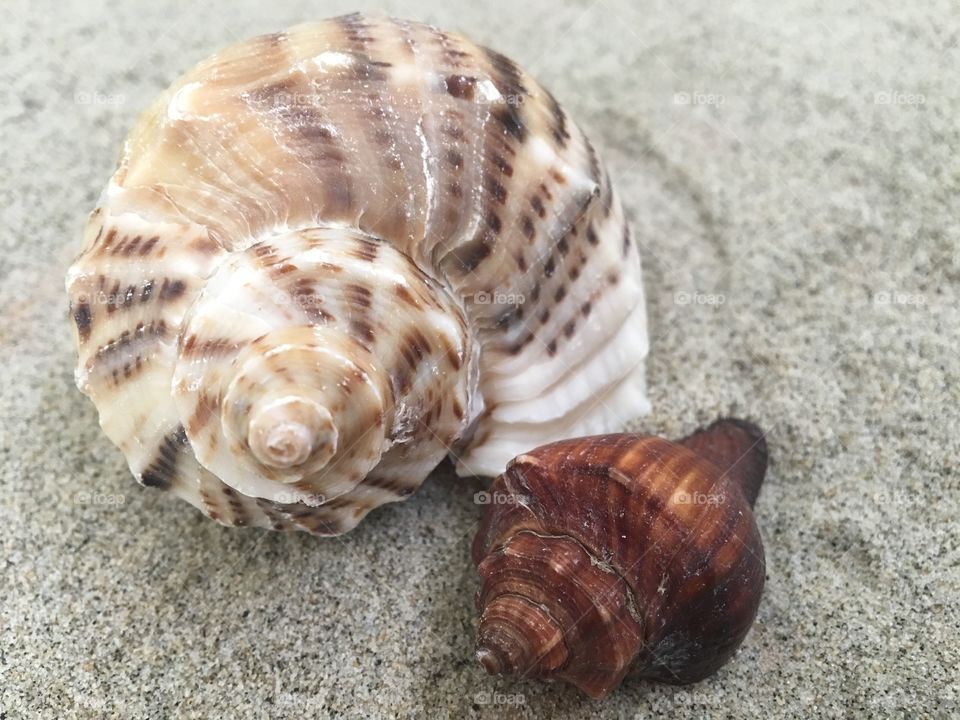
[450,231,494,273]
[350,238,380,262]
[350,319,375,347]
[602,170,615,217]
[484,46,528,100]
[119,283,137,311]
[188,392,217,435]
[530,195,546,218]
[545,89,571,146]
[199,490,221,522]
[544,256,556,277]
[336,12,375,44]
[399,327,432,372]
[139,236,160,256]
[346,283,373,309]
[73,302,92,343]
[97,228,118,254]
[180,335,240,358]
[189,235,221,254]
[440,335,462,371]
[585,136,602,185]
[520,215,535,241]
[586,224,598,246]
[351,58,390,82]
[255,498,291,531]
[219,484,249,527]
[508,330,534,355]
[361,473,416,497]
[140,425,188,489]
[440,118,466,140]
[491,152,513,176]
[111,235,140,255]
[158,278,186,301]
[288,282,334,325]
[247,82,354,213]
[483,173,508,204]
[491,103,526,142]
[446,149,464,170]
[94,320,168,365]
[394,283,421,308]
[104,280,120,314]
[482,46,529,142]
[446,74,477,100]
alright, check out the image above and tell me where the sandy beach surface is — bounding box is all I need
[1,0,956,717]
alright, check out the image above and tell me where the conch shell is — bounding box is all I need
[65,14,649,534]
[472,419,768,697]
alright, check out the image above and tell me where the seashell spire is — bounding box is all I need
[66,14,650,534]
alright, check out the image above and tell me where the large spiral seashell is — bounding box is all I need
[472,419,768,698]
[65,14,650,534]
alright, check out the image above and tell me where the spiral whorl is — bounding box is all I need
[247,397,337,470]
[205,322,393,504]
[169,227,476,519]
[476,595,568,677]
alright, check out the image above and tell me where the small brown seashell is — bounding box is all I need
[472,418,768,698]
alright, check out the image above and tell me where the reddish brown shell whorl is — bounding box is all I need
[471,418,768,698]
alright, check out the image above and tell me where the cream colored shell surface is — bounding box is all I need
[66,14,650,534]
